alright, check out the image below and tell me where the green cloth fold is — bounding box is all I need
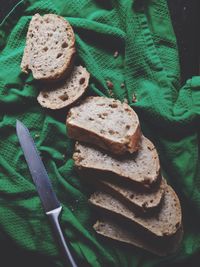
[0,0,200,266]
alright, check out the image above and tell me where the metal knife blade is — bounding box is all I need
[16,120,78,267]
[16,120,60,212]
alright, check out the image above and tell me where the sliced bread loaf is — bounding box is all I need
[37,66,90,109]
[67,96,141,155]
[21,14,75,81]
[95,177,165,213]
[89,184,182,238]
[93,220,183,256]
[73,136,161,188]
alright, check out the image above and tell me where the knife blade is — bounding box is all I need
[16,120,60,212]
[16,120,77,267]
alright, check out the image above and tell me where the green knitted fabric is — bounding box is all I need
[0,0,200,266]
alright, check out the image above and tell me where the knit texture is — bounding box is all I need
[0,0,200,266]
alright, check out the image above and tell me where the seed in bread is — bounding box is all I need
[21,13,75,81]
[73,136,161,188]
[67,96,141,155]
[37,66,90,109]
[89,184,182,238]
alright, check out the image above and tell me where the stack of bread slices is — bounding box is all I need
[67,96,183,256]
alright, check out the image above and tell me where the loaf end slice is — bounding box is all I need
[21,13,75,81]
[93,220,183,256]
[37,66,90,109]
[73,136,161,188]
[67,96,141,155]
[89,184,182,238]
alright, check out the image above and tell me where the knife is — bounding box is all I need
[16,120,78,267]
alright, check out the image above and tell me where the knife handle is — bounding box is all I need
[46,207,78,267]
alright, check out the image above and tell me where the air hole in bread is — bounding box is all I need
[79,78,85,85]
[89,117,94,121]
[109,130,115,135]
[109,103,118,108]
[59,94,69,101]
[126,125,130,129]
[62,42,68,48]
[42,93,49,98]
[98,114,105,119]
[175,222,180,229]
[97,103,105,106]
[130,194,134,199]
[56,53,63,58]
[43,47,48,52]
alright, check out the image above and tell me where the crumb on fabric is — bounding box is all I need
[106,80,113,89]
[108,89,114,97]
[106,80,114,97]
[113,51,119,58]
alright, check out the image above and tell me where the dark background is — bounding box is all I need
[0,1,200,267]
[168,0,200,83]
[0,0,200,83]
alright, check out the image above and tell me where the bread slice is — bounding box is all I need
[67,96,141,155]
[89,184,182,238]
[93,177,165,213]
[93,220,183,256]
[21,14,75,81]
[37,66,90,109]
[73,136,161,188]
